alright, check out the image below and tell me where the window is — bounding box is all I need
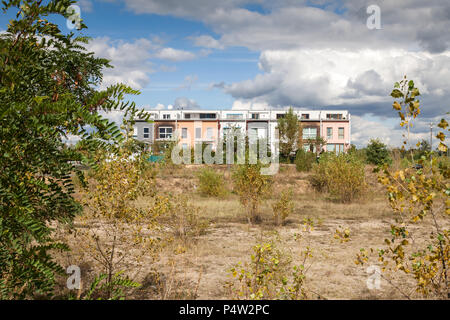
[251,113,260,119]
[327,127,333,140]
[158,127,172,139]
[276,113,285,119]
[163,114,170,120]
[195,127,202,139]
[303,144,315,152]
[206,128,213,139]
[301,114,310,120]
[227,113,243,120]
[182,128,188,139]
[200,113,216,119]
[338,127,344,139]
[302,127,317,139]
[184,113,191,119]
[182,143,188,150]
[326,144,344,154]
[326,113,343,120]
[143,127,150,139]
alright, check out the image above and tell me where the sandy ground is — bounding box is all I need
[57,164,448,300]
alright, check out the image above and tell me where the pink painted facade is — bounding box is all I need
[320,121,351,153]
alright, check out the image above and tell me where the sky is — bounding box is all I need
[1,0,449,148]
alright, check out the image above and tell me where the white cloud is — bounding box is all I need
[174,97,200,109]
[176,74,198,90]
[78,0,94,13]
[223,49,450,118]
[85,37,156,90]
[154,47,197,61]
[231,100,271,110]
[350,115,436,148]
[191,35,224,49]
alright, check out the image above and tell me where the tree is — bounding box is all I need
[0,0,149,298]
[358,78,449,299]
[366,138,391,166]
[277,107,300,162]
[232,163,272,224]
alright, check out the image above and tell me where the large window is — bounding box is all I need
[182,128,188,139]
[276,113,285,119]
[303,127,317,139]
[162,114,171,120]
[195,127,202,139]
[327,127,333,140]
[200,113,216,119]
[143,127,150,139]
[158,127,173,139]
[326,113,343,120]
[206,128,213,139]
[326,143,344,154]
[251,113,260,119]
[301,114,310,120]
[338,127,344,139]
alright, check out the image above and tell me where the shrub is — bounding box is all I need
[366,139,391,166]
[225,239,307,300]
[67,150,161,299]
[272,188,294,225]
[163,195,209,242]
[232,163,272,224]
[311,153,366,203]
[196,168,227,197]
[295,149,316,172]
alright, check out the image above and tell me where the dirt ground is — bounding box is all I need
[58,164,448,300]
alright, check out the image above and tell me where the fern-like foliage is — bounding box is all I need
[0,0,150,299]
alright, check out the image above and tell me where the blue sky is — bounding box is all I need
[1,0,449,147]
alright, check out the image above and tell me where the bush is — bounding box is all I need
[295,149,316,172]
[310,153,366,203]
[366,139,391,166]
[272,188,294,225]
[196,168,227,197]
[225,239,307,300]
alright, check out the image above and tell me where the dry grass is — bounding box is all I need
[58,164,448,300]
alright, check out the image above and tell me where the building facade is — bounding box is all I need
[134,109,351,154]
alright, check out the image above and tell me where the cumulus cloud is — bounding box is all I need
[191,35,224,49]
[176,74,198,90]
[173,97,200,109]
[84,36,200,89]
[153,47,197,61]
[85,37,156,90]
[231,100,271,110]
[223,49,450,118]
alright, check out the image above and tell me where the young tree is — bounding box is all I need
[366,138,391,166]
[358,78,449,299]
[0,0,149,298]
[277,107,300,162]
[232,163,272,224]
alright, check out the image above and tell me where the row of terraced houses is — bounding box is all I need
[133,109,351,154]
